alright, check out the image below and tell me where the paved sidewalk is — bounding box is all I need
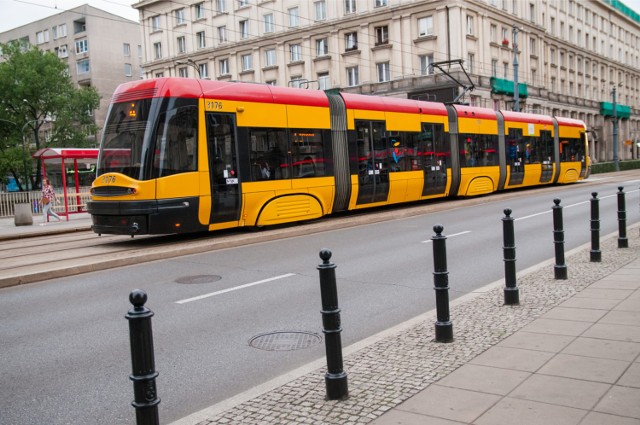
[0,211,92,241]
[173,225,640,425]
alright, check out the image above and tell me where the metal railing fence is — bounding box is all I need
[0,187,92,217]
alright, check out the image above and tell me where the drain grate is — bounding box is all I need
[249,331,322,351]
[175,275,222,284]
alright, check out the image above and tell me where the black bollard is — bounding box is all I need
[502,209,519,305]
[552,199,568,280]
[317,249,348,400]
[431,225,453,342]
[125,290,160,425]
[617,186,628,248]
[590,192,601,262]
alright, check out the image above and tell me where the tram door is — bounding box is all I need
[507,128,524,186]
[206,113,241,223]
[421,123,448,196]
[539,130,554,183]
[355,121,390,205]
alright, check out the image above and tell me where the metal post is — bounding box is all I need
[612,86,619,172]
[125,290,160,425]
[432,225,453,342]
[502,209,519,305]
[552,199,567,280]
[317,249,348,400]
[590,192,601,262]
[512,25,519,112]
[617,186,628,248]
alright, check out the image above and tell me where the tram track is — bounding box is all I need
[1,170,635,289]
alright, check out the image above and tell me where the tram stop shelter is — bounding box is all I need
[32,148,98,221]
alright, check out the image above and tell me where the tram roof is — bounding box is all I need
[500,110,554,125]
[554,116,586,128]
[340,92,448,116]
[452,104,497,121]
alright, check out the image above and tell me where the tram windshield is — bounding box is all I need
[97,98,198,180]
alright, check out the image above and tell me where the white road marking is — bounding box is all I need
[176,273,296,304]
[421,230,471,243]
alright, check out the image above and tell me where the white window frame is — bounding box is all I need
[123,43,131,56]
[199,63,208,79]
[345,0,356,14]
[288,7,299,27]
[377,62,390,82]
[346,66,359,86]
[290,43,302,62]
[375,26,389,45]
[418,16,433,37]
[216,0,226,13]
[197,31,206,48]
[174,8,186,26]
[151,16,161,31]
[218,26,227,43]
[316,38,328,56]
[315,1,326,21]
[240,20,249,39]
[466,15,475,36]
[177,36,186,53]
[318,72,330,90]
[241,53,253,71]
[76,59,90,74]
[219,58,229,75]
[178,67,188,77]
[345,32,357,50]
[195,3,205,20]
[58,24,67,38]
[75,38,88,54]
[375,0,387,7]
[264,14,274,33]
[153,42,162,59]
[420,54,434,75]
[124,63,132,77]
[265,48,276,66]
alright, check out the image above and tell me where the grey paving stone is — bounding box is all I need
[542,306,608,322]
[618,362,640,388]
[614,292,640,312]
[509,374,611,409]
[520,317,593,336]
[538,354,630,383]
[468,346,554,372]
[436,364,530,395]
[561,337,640,361]
[583,323,640,343]
[559,297,622,310]
[580,412,640,425]
[600,310,640,326]
[595,386,640,419]
[474,397,586,425]
[369,409,466,425]
[497,331,575,353]
[574,288,634,300]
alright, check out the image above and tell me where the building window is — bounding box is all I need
[375,26,389,45]
[529,3,535,23]
[55,44,68,58]
[345,32,358,50]
[420,54,434,75]
[196,31,206,48]
[123,43,131,56]
[194,3,205,19]
[377,62,390,82]
[265,48,276,66]
[216,0,226,13]
[318,72,330,90]
[174,8,186,26]
[266,80,277,86]
[375,0,387,7]
[345,0,356,14]
[315,1,326,21]
[241,53,252,71]
[290,43,302,62]
[240,20,249,38]
[264,13,274,33]
[503,62,508,78]
[36,29,50,44]
[466,15,474,36]
[151,16,161,31]
[316,38,328,56]
[199,63,208,79]
[76,59,90,74]
[218,26,227,43]
[346,66,359,86]
[124,63,132,76]
[154,42,162,59]
[238,0,249,7]
[288,7,299,27]
[490,24,497,43]
[58,24,67,38]
[155,72,164,78]
[529,37,536,52]
[467,53,474,74]
[75,38,88,54]
[219,58,229,75]
[178,67,188,77]
[52,26,58,39]
[491,59,497,76]
[290,76,303,88]
[418,16,433,37]
[177,36,186,53]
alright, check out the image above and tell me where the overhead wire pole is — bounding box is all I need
[512,25,520,112]
[611,84,620,172]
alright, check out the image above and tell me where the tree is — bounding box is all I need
[0,41,101,191]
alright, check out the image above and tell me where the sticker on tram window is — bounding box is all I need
[226,178,238,185]
[206,100,224,110]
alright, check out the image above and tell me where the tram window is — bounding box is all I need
[247,128,289,181]
[153,104,198,178]
[507,128,528,163]
[419,123,448,170]
[290,129,328,178]
[560,137,583,162]
[459,134,498,167]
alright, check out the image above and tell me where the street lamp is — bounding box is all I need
[512,25,520,112]
[175,58,201,78]
[611,82,622,172]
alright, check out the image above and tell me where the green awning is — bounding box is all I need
[599,102,631,119]
[490,77,528,98]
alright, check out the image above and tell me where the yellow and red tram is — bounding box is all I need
[88,78,589,236]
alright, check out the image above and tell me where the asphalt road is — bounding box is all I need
[1,174,639,425]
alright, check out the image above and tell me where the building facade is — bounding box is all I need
[0,4,143,136]
[133,0,639,162]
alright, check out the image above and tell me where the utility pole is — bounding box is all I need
[512,25,519,112]
[612,84,619,172]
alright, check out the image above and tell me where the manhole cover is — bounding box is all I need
[249,331,322,351]
[175,275,221,284]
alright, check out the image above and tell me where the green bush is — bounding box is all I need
[590,160,640,174]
